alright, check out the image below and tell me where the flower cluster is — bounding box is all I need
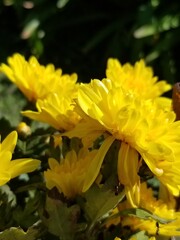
[0,53,180,240]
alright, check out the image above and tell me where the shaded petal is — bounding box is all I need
[125,183,140,208]
[48,158,59,170]
[44,169,57,190]
[9,158,40,178]
[82,135,115,192]
[118,142,139,186]
[0,171,11,186]
[118,142,140,207]
[64,119,105,147]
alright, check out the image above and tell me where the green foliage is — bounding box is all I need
[0,81,26,128]
[82,184,125,235]
[42,196,81,240]
[0,188,15,230]
[119,208,175,224]
[128,231,150,240]
[84,184,124,222]
[0,226,39,240]
[13,192,40,228]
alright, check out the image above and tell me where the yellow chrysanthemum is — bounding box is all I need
[44,147,111,198]
[65,78,180,206]
[22,92,81,131]
[119,182,180,236]
[0,53,77,101]
[106,58,171,99]
[0,131,40,186]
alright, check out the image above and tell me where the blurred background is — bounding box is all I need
[0,0,180,82]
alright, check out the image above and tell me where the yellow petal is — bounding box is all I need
[9,159,40,178]
[48,158,59,170]
[0,151,12,169]
[44,169,57,189]
[82,135,115,192]
[1,131,17,153]
[118,142,140,207]
[0,171,11,186]
[118,142,139,186]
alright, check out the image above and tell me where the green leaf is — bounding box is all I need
[0,225,39,240]
[134,24,157,38]
[0,189,15,229]
[13,192,40,229]
[16,134,49,158]
[83,184,125,232]
[129,230,150,240]
[42,196,80,240]
[120,208,175,224]
[0,82,26,127]
[57,0,70,8]
[21,19,40,39]
[0,185,16,207]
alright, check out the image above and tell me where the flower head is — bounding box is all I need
[0,53,77,101]
[65,78,180,206]
[0,131,40,186]
[119,182,180,236]
[44,148,99,198]
[22,91,81,131]
[106,58,171,100]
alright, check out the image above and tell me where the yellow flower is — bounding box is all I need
[65,78,180,206]
[106,58,171,99]
[0,131,40,186]
[0,53,77,101]
[44,147,110,198]
[22,92,81,131]
[119,182,180,237]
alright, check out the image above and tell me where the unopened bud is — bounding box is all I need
[17,122,31,137]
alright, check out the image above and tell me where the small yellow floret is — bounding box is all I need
[44,148,99,198]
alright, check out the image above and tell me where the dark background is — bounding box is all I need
[0,0,180,83]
